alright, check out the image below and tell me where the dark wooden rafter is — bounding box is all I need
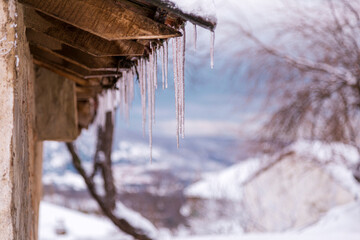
[24,8,145,57]
[27,29,132,72]
[113,0,156,19]
[34,59,93,86]
[30,45,124,81]
[19,0,182,40]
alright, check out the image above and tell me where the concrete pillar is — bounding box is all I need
[0,1,40,240]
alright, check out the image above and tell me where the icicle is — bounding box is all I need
[151,46,156,125]
[193,24,197,51]
[210,31,215,69]
[152,44,158,89]
[146,59,153,162]
[161,45,165,90]
[172,38,179,148]
[171,26,187,147]
[182,27,186,138]
[165,40,168,89]
[177,35,182,139]
[115,79,121,106]
[139,59,146,137]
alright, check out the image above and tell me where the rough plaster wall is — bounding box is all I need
[30,142,43,240]
[242,156,354,232]
[0,1,38,240]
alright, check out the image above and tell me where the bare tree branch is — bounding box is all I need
[66,142,154,240]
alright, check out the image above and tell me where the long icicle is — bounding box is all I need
[139,59,146,137]
[152,48,156,125]
[177,34,182,139]
[142,59,147,137]
[153,45,157,89]
[161,44,165,90]
[147,58,153,162]
[165,40,168,89]
[182,27,186,138]
[173,38,179,148]
[210,31,215,69]
[193,24,197,51]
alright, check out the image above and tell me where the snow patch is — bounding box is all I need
[39,202,130,240]
[168,0,217,23]
[114,202,158,239]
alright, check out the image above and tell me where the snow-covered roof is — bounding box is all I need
[146,0,217,30]
[185,140,360,201]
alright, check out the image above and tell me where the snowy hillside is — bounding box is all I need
[185,140,360,200]
[181,140,360,234]
[174,201,360,240]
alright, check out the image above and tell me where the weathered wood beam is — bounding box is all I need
[30,45,125,80]
[27,29,131,72]
[113,0,156,19]
[33,59,93,86]
[35,67,79,141]
[24,8,145,57]
[19,0,181,40]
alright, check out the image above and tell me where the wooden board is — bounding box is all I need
[30,45,124,79]
[35,67,79,141]
[27,29,132,72]
[19,0,181,40]
[24,8,145,56]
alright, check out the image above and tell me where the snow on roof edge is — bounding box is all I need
[147,0,217,31]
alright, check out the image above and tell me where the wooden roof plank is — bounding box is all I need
[31,45,123,81]
[27,30,132,72]
[33,59,93,86]
[24,8,145,57]
[19,0,181,40]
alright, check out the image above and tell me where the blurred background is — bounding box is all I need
[40,0,360,239]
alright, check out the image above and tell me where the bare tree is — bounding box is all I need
[66,111,154,240]
[231,0,360,179]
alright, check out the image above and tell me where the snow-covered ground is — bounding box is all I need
[39,200,157,240]
[39,202,130,240]
[175,202,360,240]
[40,201,360,240]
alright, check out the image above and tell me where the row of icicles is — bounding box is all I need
[95,26,215,162]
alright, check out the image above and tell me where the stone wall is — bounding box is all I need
[0,1,42,240]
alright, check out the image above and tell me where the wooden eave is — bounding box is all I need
[20,0,216,128]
